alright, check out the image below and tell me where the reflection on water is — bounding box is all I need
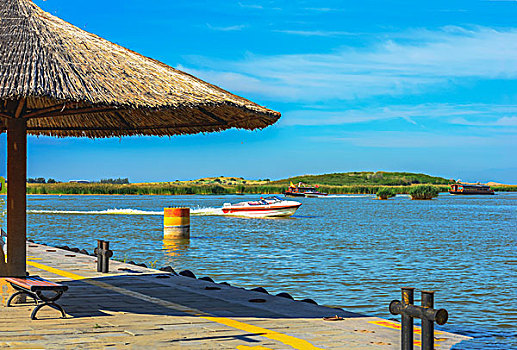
[0,193,515,349]
[163,236,190,257]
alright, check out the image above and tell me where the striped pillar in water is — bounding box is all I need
[164,207,190,238]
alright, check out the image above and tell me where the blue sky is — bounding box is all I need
[1,0,516,183]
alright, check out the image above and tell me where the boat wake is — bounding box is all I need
[190,207,225,216]
[28,206,288,218]
[28,208,164,216]
[29,207,230,217]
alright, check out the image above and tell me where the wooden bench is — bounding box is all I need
[5,276,68,320]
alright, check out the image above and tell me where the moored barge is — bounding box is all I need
[449,183,495,195]
[285,182,328,197]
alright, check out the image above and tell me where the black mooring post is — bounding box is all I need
[96,240,104,272]
[421,291,434,350]
[401,287,415,350]
[389,288,449,350]
[101,240,110,273]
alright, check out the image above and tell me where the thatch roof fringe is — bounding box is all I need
[0,0,280,137]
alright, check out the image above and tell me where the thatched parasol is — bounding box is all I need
[0,0,280,276]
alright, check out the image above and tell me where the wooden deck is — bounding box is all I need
[0,243,471,349]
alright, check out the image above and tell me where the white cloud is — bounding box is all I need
[206,24,247,31]
[280,104,517,127]
[450,115,517,126]
[176,65,284,97]
[273,30,356,37]
[180,27,517,102]
[310,132,516,148]
[496,116,517,126]
[302,7,344,12]
[238,2,263,9]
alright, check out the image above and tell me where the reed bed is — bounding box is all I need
[408,185,440,200]
[26,183,458,195]
[27,183,230,195]
[376,187,396,199]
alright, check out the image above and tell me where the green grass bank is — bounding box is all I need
[269,171,454,186]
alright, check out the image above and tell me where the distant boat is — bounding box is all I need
[285,182,328,197]
[222,196,301,217]
[449,183,495,195]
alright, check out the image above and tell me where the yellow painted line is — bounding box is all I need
[369,320,444,335]
[369,320,444,347]
[27,261,88,280]
[27,260,324,350]
[205,316,323,350]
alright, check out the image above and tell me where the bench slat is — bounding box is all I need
[6,276,68,292]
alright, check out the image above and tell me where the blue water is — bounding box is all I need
[1,193,515,349]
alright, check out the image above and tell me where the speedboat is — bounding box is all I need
[222,196,301,217]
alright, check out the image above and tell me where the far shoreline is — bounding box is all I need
[1,185,515,196]
[1,172,515,196]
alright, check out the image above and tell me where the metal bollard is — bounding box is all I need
[389,288,448,350]
[402,287,414,350]
[94,240,113,273]
[422,291,436,350]
[95,240,103,272]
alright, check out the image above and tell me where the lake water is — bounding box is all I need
[0,193,515,349]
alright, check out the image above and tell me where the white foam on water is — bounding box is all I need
[28,208,163,216]
[28,207,228,217]
[190,207,225,216]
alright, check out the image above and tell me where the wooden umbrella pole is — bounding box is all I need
[6,99,27,277]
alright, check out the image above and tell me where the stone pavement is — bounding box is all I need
[0,242,471,349]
